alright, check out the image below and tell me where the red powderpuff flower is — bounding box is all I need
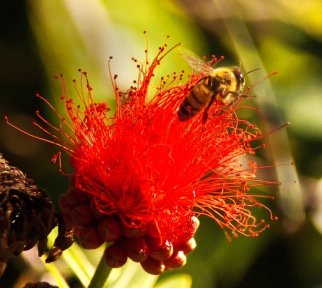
[6,39,276,274]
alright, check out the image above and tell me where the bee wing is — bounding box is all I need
[181,49,214,75]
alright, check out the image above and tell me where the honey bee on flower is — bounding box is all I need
[178,50,262,123]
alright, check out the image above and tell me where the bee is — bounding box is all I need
[178,52,250,122]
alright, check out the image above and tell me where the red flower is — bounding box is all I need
[6,39,276,274]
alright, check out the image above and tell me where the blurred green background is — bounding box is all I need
[1,0,322,287]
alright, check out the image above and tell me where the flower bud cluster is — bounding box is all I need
[60,186,199,274]
[0,153,72,264]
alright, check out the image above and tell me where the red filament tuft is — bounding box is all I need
[5,39,277,273]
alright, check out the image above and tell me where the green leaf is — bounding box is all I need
[40,256,70,288]
[107,260,158,288]
[154,274,192,288]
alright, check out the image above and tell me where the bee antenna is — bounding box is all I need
[245,70,278,92]
[238,60,242,70]
[244,68,260,76]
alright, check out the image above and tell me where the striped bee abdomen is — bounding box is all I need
[178,77,214,121]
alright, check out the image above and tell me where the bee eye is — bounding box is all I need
[238,74,244,84]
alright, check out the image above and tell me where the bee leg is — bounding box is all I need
[202,94,216,123]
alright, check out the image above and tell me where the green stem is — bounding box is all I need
[88,253,112,288]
